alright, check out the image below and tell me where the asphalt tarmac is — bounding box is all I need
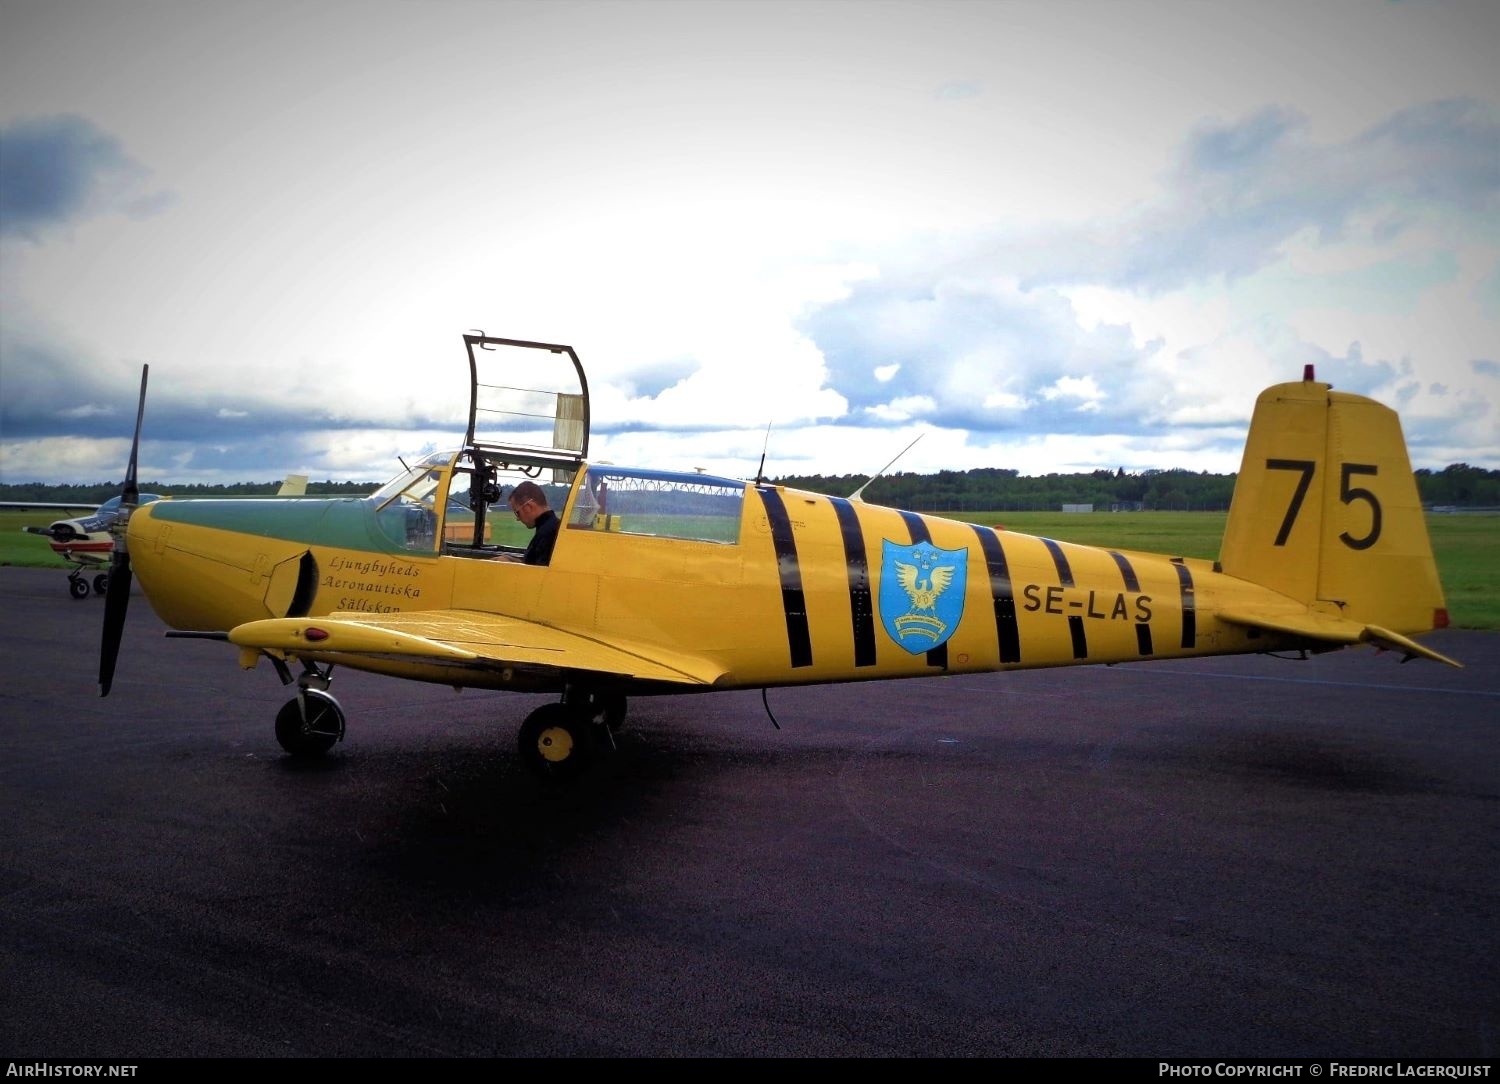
[1,566,1495,1058]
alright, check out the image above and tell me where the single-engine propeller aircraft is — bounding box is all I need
[15,493,164,598]
[97,335,1458,778]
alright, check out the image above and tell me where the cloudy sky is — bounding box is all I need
[2,0,1497,486]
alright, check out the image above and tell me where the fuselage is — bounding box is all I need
[125,461,1294,694]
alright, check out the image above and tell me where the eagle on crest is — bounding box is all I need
[894,561,955,611]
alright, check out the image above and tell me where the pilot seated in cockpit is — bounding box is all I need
[490,480,558,566]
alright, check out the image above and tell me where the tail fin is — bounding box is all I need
[1220,374,1449,638]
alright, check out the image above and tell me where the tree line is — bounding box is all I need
[1,463,1495,511]
[0,480,375,503]
[766,462,1500,512]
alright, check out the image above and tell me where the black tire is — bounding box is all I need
[275,691,344,758]
[69,577,90,600]
[93,574,110,595]
[517,703,593,779]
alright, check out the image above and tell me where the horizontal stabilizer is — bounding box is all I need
[1218,606,1462,668]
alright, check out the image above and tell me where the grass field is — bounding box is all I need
[965,510,1497,629]
[0,509,93,568]
[5,506,1494,628]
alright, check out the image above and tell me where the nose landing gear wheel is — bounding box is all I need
[69,576,90,600]
[275,690,346,758]
[518,703,594,780]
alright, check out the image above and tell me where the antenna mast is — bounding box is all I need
[754,420,773,485]
[849,433,924,502]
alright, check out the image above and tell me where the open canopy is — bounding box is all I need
[462,333,589,475]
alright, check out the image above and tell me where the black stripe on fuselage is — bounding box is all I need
[757,487,813,668]
[1109,550,1152,657]
[970,525,1021,664]
[1040,537,1074,586]
[897,511,947,669]
[1042,537,1087,660]
[828,497,877,667]
[1172,559,1196,650]
[1107,550,1139,592]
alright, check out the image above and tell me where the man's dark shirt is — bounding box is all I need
[524,509,560,566]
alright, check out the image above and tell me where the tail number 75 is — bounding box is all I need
[1265,460,1383,550]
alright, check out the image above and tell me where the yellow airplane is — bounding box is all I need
[98,335,1458,778]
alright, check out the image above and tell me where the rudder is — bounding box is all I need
[1220,375,1448,636]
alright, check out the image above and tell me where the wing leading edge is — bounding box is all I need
[227,609,728,686]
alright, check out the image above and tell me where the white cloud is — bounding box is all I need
[1040,375,1106,411]
[867,396,938,422]
[982,390,1027,411]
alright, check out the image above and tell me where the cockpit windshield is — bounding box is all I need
[369,451,455,506]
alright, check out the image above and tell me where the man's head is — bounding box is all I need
[508,481,549,529]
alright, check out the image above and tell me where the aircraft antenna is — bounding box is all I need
[753,420,773,485]
[760,688,781,730]
[849,433,924,503]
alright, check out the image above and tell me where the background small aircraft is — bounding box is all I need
[95,336,1457,780]
[12,493,165,598]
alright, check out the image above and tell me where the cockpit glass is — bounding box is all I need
[567,467,744,544]
[469,343,586,455]
[369,450,454,506]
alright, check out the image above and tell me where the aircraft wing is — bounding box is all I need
[226,608,728,686]
[0,501,99,511]
[1216,606,1462,668]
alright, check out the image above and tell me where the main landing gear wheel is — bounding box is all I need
[93,573,110,595]
[68,576,90,600]
[275,689,346,759]
[517,703,593,780]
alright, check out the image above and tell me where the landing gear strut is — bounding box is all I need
[586,691,627,732]
[274,661,345,759]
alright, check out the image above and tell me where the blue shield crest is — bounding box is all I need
[878,540,968,654]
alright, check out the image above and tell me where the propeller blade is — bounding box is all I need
[99,364,148,697]
[98,561,133,695]
[122,364,147,504]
